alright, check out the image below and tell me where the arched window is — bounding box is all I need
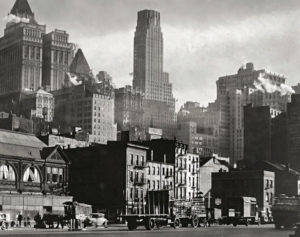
[23,167,40,183]
[0,164,16,181]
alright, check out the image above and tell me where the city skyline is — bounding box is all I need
[1,0,300,110]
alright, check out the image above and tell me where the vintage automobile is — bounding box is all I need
[87,213,108,228]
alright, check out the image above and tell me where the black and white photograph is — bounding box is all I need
[0,0,299,236]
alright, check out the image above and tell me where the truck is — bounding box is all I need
[121,190,207,230]
[272,195,300,229]
[220,197,259,226]
[63,201,92,230]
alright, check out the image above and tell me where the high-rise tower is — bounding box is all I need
[42,29,73,91]
[133,10,174,105]
[132,10,176,139]
[0,0,45,95]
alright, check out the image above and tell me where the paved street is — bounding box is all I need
[0,225,294,237]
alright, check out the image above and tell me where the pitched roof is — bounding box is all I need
[0,129,46,148]
[200,157,212,167]
[40,146,70,164]
[0,129,46,159]
[69,49,91,76]
[200,156,229,167]
[11,0,33,16]
[263,161,299,177]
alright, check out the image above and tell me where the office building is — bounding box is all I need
[20,88,54,122]
[215,62,291,165]
[0,0,45,95]
[114,85,144,141]
[133,10,176,139]
[42,29,73,91]
[53,49,117,144]
[286,94,300,172]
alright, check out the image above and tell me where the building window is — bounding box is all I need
[136,155,139,165]
[157,167,159,175]
[129,171,133,182]
[130,154,133,165]
[46,167,63,184]
[0,164,16,181]
[130,188,133,199]
[23,167,40,183]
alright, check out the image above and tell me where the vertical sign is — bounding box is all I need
[298,180,300,196]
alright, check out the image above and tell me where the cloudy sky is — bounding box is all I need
[1,0,300,109]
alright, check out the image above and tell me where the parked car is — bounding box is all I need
[87,213,108,228]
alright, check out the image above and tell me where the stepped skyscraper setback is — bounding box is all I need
[133,10,176,139]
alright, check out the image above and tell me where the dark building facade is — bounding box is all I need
[212,170,275,218]
[0,0,45,95]
[65,142,149,222]
[244,95,300,173]
[244,104,288,167]
[253,161,300,197]
[0,129,71,222]
[0,112,33,133]
[286,94,300,172]
[244,105,272,166]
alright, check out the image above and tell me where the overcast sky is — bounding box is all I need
[1,0,300,109]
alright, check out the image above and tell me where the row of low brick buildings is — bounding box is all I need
[63,139,228,221]
[0,127,299,223]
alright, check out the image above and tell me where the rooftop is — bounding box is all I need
[69,49,91,76]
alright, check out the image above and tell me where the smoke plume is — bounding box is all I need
[254,73,295,96]
[3,14,30,24]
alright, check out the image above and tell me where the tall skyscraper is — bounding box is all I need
[215,62,292,165]
[132,10,176,139]
[0,0,45,95]
[42,29,73,91]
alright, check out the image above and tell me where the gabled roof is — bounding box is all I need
[11,0,33,17]
[40,146,70,164]
[200,157,212,167]
[69,49,91,76]
[200,156,229,167]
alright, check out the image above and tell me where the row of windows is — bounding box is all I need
[129,154,145,166]
[147,180,173,190]
[52,50,68,65]
[148,166,173,176]
[24,46,41,61]
[0,165,64,184]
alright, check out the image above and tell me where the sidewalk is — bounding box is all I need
[4,224,127,232]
